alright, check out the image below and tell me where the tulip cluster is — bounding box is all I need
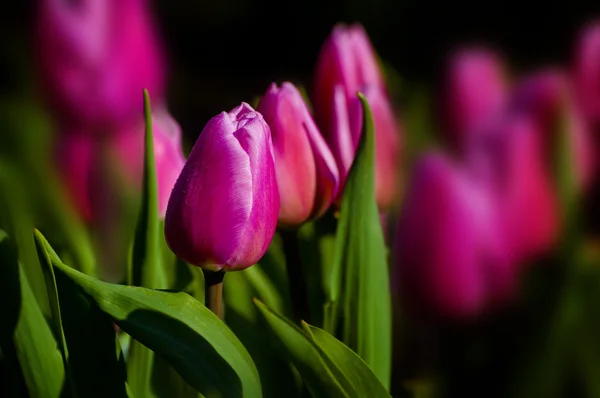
[394,21,600,319]
[35,0,185,220]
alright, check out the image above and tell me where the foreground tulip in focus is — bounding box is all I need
[258,82,339,227]
[165,103,279,271]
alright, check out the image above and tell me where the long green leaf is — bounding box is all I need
[255,300,390,398]
[126,89,171,398]
[325,93,392,388]
[37,231,261,398]
[0,231,65,398]
[35,230,128,398]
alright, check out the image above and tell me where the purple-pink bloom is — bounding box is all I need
[35,0,165,129]
[258,82,339,227]
[313,24,402,209]
[164,103,279,271]
[111,106,186,218]
[393,152,514,319]
[573,20,600,124]
[512,69,594,190]
[442,47,508,149]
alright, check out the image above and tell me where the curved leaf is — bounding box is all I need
[325,93,392,388]
[36,231,261,398]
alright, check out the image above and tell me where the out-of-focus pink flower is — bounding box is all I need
[574,20,600,124]
[258,82,339,227]
[472,114,559,262]
[393,152,514,319]
[443,47,508,148]
[165,104,279,271]
[35,0,165,129]
[56,132,96,222]
[313,24,402,209]
[512,69,594,190]
[111,106,186,218]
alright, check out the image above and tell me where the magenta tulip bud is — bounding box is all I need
[574,20,600,124]
[512,69,594,189]
[56,132,96,222]
[164,103,279,271]
[393,153,514,318]
[111,106,186,218]
[443,48,508,148]
[35,0,165,128]
[258,82,339,227]
[313,24,402,209]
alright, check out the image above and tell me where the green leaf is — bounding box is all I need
[224,263,300,398]
[35,230,129,398]
[126,89,170,398]
[0,162,50,316]
[254,300,390,398]
[36,231,262,398]
[0,231,66,398]
[325,93,392,389]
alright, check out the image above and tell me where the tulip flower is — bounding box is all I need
[574,20,600,124]
[313,24,402,209]
[393,152,514,318]
[442,47,508,148]
[512,69,594,190]
[257,82,339,227]
[164,103,279,271]
[111,106,186,218]
[55,132,96,222]
[35,0,165,129]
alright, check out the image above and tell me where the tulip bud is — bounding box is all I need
[258,82,339,227]
[472,115,559,261]
[393,153,513,318]
[512,69,594,190]
[443,48,508,148]
[35,0,165,128]
[573,20,600,124]
[55,132,96,222]
[313,24,402,209]
[111,106,186,218]
[164,103,279,271]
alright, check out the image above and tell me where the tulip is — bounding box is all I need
[393,152,513,318]
[512,69,594,190]
[442,48,508,148]
[470,114,559,261]
[257,82,339,227]
[164,103,279,271]
[573,20,600,124]
[55,132,96,222]
[313,24,402,209]
[35,0,165,129]
[110,106,186,218]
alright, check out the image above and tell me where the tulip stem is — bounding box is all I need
[281,229,310,324]
[203,270,225,319]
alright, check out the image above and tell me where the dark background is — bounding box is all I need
[2,0,599,142]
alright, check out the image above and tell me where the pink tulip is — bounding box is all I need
[164,103,279,271]
[35,0,165,129]
[512,69,594,190]
[443,47,508,148]
[258,82,339,227]
[393,152,513,318]
[55,132,96,222]
[111,106,186,218]
[313,24,402,209]
[574,20,600,124]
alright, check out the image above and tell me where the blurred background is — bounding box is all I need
[2,0,600,142]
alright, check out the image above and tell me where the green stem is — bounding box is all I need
[281,229,310,324]
[204,270,225,319]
